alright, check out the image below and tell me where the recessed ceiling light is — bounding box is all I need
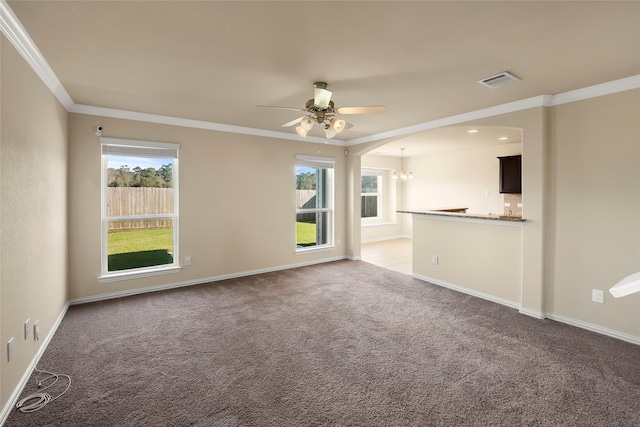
[499,136,509,140]
[467,129,478,133]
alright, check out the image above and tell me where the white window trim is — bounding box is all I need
[295,155,335,252]
[361,169,382,222]
[99,137,180,281]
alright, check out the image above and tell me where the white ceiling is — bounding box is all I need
[5,1,640,155]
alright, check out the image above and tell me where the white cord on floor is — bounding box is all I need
[15,367,71,413]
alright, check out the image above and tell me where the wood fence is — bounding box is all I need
[109,188,318,231]
[296,190,316,209]
[107,187,173,231]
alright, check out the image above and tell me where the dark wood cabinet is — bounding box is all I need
[498,155,522,194]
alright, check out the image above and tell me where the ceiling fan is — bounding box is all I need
[258,82,387,138]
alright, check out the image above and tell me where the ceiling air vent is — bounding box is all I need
[478,71,520,89]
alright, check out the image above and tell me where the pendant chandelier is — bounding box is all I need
[392,148,414,180]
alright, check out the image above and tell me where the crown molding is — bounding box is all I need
[546,75,640,106]
[71,104,343,146]
[2,0,638,146]
[0,0,74,110]
[345,96,547,146]
[346,74,640,146]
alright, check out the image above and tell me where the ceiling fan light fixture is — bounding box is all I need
[262,82,387,138]
[325,126,337,139]
[330,118,346,133]
[296,125,309,137]
[313,82,332,108]
[301,116,315,131]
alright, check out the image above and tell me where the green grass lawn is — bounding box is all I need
[296,222,316,245]
[108,227,173,255]
[108,228,173,271]
[109,224,316,271]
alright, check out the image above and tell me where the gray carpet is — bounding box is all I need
[6,260,640,426]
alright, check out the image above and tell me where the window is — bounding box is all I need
[295,156,334,250]
[100,138,179,280]
[361,169,382,219]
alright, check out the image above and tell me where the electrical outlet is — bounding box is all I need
[432,255,439,265]
[7,338,14,362]
[24,319,30,340]
[517,203,523,208]
[184,256,192,266]
[34,321,40,342]
[592,289,604,304]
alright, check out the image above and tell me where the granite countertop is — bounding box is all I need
[397,209,525,222]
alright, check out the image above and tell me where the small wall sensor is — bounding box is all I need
[95,126,103,136]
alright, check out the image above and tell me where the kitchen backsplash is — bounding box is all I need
[503,194,522,217]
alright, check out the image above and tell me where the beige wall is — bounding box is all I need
[548,90,640,336]
[0,35,69,409]
[454,107,548,317]
[402,141,522,233]
[413,216,522,305]
[68,114,348,300]
[396,91,640,338]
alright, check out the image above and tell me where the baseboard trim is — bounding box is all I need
[412,273,521,310]
[1,302,70,426]
[518,307,545,319]
[413,274,639,345]
[545,313,640,346]
[69,256,347,306]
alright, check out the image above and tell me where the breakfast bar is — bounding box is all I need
[400,209,524,308]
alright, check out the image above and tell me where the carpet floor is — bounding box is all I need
[6,260,640,426]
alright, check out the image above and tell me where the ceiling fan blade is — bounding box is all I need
[314,88,333,108]
[256,105,306,112]
[335,105,387,115]
[343,121,354,130]
[282,117,304,127]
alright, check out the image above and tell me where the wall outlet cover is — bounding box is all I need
[7,338,14,362]
[34,321,40,341]
[592,289,604,303]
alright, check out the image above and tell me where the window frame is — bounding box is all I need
[295,155,335,252]
[361,169,382,221]
[99,137,180,282]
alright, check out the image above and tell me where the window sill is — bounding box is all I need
[295,244,336,254]
[361,222,398,228]
[98,265,181,283]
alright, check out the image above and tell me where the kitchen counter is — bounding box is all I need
[398,209,525,222]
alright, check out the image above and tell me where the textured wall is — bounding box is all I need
[0,35,68,409]
[549,89,640,336]
[67,113,348,300]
